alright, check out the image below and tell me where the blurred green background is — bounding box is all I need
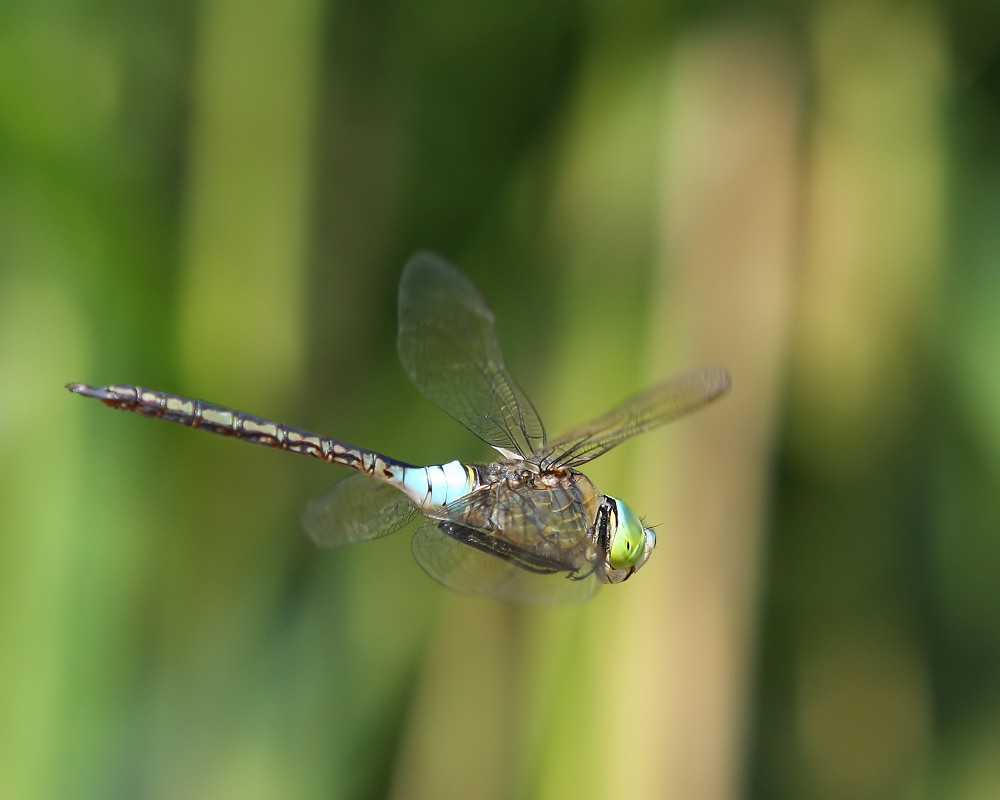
[2,0,998,798]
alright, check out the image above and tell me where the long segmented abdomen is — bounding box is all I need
[67,383,476,512]
[67,381,418,474]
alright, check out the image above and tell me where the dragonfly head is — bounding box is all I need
[596,495,656,584]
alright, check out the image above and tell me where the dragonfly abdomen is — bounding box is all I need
[65,383,415,478]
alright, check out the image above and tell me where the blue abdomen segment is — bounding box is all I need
[399,460,475,511]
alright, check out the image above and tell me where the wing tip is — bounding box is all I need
[705,365,732,400]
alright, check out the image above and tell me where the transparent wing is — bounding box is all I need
[410,518,600,605]
[539,366,731,468]
[397,251,546,458]
[302,473,419,548]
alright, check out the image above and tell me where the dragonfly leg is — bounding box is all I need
[437,521,578,577]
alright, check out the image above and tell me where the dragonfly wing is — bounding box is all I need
[410,517,601,604]
[539,366,731,468]
[397,251,546,458]
[302,473,419,547]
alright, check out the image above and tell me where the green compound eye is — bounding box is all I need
[607,497,648,571]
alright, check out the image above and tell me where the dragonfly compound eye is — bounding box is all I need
[607,497,651,571]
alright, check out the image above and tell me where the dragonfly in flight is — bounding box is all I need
[69,252,730,603]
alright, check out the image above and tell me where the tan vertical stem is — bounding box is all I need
[643,29,799,800]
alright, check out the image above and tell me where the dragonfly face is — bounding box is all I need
[69,251,729,603]
[597,495,656,583]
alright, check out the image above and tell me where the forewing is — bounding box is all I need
[410,517,600,604]
[539,366,731,468]
[397,251,546,458]
[302,473,419,548]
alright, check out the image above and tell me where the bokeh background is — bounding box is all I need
[2,1,998,798]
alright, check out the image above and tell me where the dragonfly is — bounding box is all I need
[68,252,730,603]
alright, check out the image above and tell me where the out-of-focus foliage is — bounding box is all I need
[1,0,998,798]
